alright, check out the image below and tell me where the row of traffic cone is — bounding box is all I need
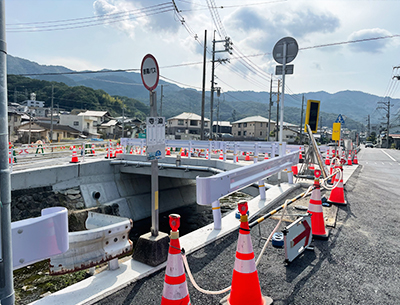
[161,201,271,305]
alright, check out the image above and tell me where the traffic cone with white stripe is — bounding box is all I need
[161,214,191,305]
[91,144,96,156]
[166,147,171,156]
[353,152,358,165]
[307,170,329,240]
[222,201,272,305]
[219,150,224,160]
[70,147,79,163]
[325,149,330,165]
[264,153,269,160]
[299,148,303,163]
[245,152,250,161]
[347,153,352,166]
[327,161,347,206]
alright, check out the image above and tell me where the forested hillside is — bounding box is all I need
[7,75,149,119]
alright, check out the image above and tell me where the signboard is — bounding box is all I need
[138,133,146,139]
[275,64,294,75]
[304,99,320,133]
[272,37,299,64]
[335,114,345,124]
[283,214,312,263]
[141,54,159,91]
[332,123,341,141]
[146,117,165,161]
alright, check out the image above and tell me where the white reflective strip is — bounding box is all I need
[308,203,323,213]
[234,257,257,274]
[236,233,254,254]
[162,282,189,300]
[165,253,185,277]
[310,189,321,201]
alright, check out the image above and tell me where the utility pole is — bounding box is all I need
[50,84,54,143]
[267,76,273,141]
[299,95,304,144]
[377,98,392,149]
[0,0,15,303]
[366,114,370,138]
[159,85,164,117]
[200,30,207,140]
[121,107,124,138]
[275,80,280,141]
[209,31,232,140]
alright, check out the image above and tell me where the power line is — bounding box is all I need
[7,4,174,32]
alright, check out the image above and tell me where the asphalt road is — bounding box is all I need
[94,146,400,305]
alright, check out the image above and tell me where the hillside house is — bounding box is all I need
[167,112,210,139]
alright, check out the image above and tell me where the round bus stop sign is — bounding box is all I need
[141,54,159,91]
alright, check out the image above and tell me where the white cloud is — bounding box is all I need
[37,56,102,71]
[224,6,340,52]
[348,28,393,53]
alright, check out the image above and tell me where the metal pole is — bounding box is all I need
[160,85,163,117]
[300,94,304,144]
[50,84,54,143]
[275,80,280,142]
[200,30,207,140]
[387,98,390,149]
[278,42,287,184]
[149,91,159,236]
[121,107,124,138]
[210,30,216,140]
[0,0,15,302]
[267,75,272,141]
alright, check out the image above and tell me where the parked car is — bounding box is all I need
[365,142,374,148]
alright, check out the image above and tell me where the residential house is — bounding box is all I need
[231,116,298,142]
[60,110,111,138]
[212,121,232,134]
[8,107,22,142]
[17,122,80,143]
[98,120,119,138]
[167,112,210,139]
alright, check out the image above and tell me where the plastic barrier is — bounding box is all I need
[49,212,133,275]
[12,207,69,270]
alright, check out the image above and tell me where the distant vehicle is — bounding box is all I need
[365,142,374,148]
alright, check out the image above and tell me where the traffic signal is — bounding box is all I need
[304,100,320,133]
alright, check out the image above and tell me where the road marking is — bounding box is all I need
[381,149,397,162]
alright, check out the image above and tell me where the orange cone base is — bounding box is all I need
[220,295,272,305]
[222,270,271,305]
[312,229,330,240]
[327,198,347,206]
[70,159,79,163]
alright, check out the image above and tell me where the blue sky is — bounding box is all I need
[5,0,400,100]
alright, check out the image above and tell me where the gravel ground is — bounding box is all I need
[95,165,400,305]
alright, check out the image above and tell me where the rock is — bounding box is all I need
[40,291,52,298]
[75,201,85,209]
[67,194,80,200]
[65,189,80,195]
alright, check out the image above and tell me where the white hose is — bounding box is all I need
[182,254,231,295]
[182,185,314,294]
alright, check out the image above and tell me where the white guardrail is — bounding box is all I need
[12,207,69,270]
[121,138,309,160]
[196,151,299,229]
[49,212,133,275]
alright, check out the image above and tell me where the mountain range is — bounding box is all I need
[7,55,400,132]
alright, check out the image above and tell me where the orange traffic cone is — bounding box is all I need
[91,144,96,156]
[219,150,224,160]
[245,152,250,161]
[347,154,352,166]
[223,201,272,305]
[181,148,185,157]
[325,149,330,165]
[299,148,303,163]
[264,153,269,160]
[327,162,347,206]
[206,149,209,159]
[291,165,298,176]
[309,163,315,171]
[166,147,171,156]
[353,152,358,165]
[307,170,329,240]
[70,148,79,163]
[161,214,191,305]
